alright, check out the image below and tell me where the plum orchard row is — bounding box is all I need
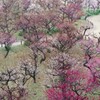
[0,0,100,100]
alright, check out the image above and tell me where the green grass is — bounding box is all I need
[0,45,31,70]
[86,9,100,16]
[14,30,24,41]
[0,43,99,100]
[26,80,45,100]
[0,45,46,100]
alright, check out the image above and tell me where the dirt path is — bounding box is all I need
[86,15,100,38]
[0,15,100,47]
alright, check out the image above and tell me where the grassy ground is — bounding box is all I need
[0,45,46,100]
[0,42,99,100]
[0,45,30,70]
[86,9,100,16]
[0,44,82,100]
[0,44,90,100]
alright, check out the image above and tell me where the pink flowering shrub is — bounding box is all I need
[46,68,93,100]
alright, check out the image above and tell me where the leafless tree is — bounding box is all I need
[0,68,28,100]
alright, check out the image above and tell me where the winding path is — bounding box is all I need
[0,41,24,47]
[86,15,100,38]
[0,15,100,47]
